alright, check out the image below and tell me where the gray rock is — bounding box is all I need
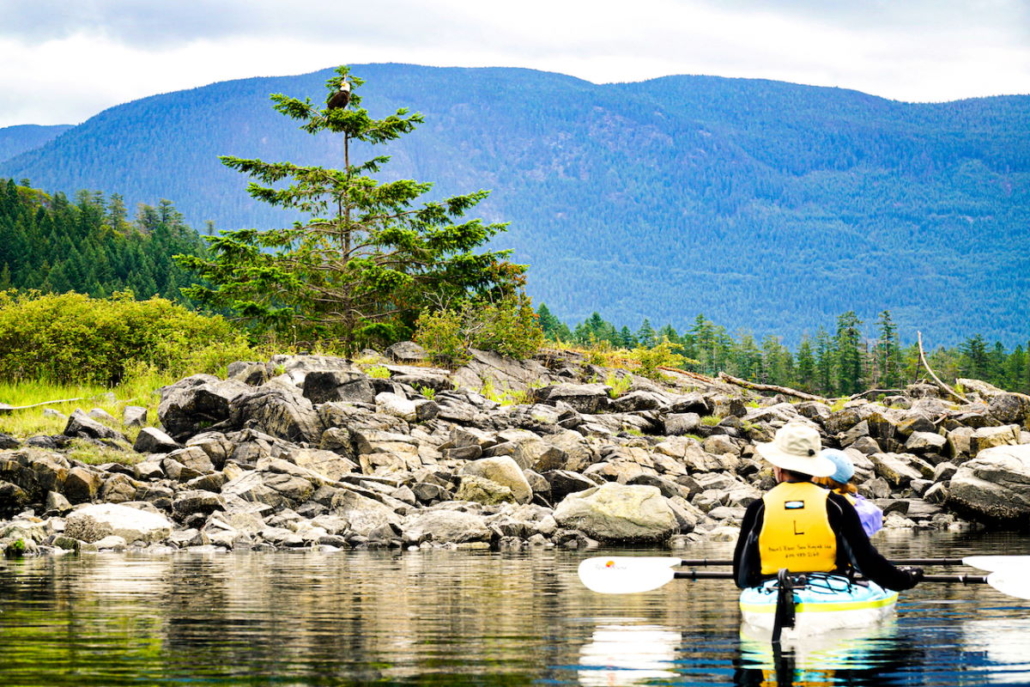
[157,376,249,442]
[536,383,611,414]
[302,370,377,405]
[133,427,180,454]
[227,386,324,444]
[403,509,492,544]
[65,503,173,543]
[64,409,128,443]
[664,413,701,436]
[460,456,532,504]
[553,482,678,543]
[385,341,427,364]
[946,444,1030,524]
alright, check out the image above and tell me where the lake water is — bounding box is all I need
[1,530,1029,686]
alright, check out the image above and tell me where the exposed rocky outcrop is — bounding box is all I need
[1,346,1028,557]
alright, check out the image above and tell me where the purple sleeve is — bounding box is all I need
[853,494,883,537]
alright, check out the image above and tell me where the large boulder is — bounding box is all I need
[535,383,611,414]
[64,410,129,443]
[403,509,493,544]
[158,376,250,442]
[64,503,173,543]
[460,456,532,504]
[553,482,678,543]
[226,387,323,444]
[302,370,376,405]
[946,444,1030,525]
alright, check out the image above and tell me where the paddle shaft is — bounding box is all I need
[672,570,990,585]
[675,558,968,567]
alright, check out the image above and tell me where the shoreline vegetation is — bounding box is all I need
[0,289,1028,448]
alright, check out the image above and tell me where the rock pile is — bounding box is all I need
[1,346,1028,556]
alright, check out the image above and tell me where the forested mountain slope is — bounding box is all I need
[2,64,1027,346]
[0,124,73,164]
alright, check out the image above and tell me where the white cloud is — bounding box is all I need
[0,0,1028,127]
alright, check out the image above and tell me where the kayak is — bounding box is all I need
[739,573,898,636]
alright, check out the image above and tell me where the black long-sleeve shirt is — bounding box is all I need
[732,487,917,591]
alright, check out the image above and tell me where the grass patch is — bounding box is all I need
[0,372,171,442]
[700,415,723,427]
[66,438,143,466]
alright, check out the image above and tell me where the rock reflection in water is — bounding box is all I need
[577,622,680,686]
[962,618,1030,685]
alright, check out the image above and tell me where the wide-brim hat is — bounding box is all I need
[755,423,835,477]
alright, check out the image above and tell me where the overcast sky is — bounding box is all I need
[1,0,1028,128]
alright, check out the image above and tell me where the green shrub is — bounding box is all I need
[631,338,687,380]
[414,294,544,368]
[413,308,472,367]
[606,372,632,398]
[0,290,253,385]
[366,365,392,379]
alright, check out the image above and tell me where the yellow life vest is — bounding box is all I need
[758,481,837,575]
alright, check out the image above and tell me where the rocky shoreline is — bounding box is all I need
[2,345,1029,557]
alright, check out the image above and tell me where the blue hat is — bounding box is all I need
[820,448,855,484]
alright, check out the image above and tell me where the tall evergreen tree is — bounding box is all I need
[795,335,816,391]
[874,310,903,389]
[814,327,834,395]
[176,66,525,349]
[636,318,657,348]
[834,311,864,395]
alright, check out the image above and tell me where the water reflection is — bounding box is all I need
[735,619,911,686]
[962,618,1030,684]
[578,622,680,686]
[0,532,1028,685]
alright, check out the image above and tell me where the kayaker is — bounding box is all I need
[813,448,884,537]
[732,422,923,591]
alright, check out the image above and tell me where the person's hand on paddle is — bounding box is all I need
[899,566,924,589]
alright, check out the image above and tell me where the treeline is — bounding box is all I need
[0,179,207,302]
[538,304,1030,396]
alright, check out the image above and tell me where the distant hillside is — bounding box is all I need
[2,64,1028,347]
[0,124,73,164]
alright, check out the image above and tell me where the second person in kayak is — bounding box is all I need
[732,422,923,591]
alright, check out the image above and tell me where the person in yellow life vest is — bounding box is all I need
[814,448,884,537]
[732,422,922,591]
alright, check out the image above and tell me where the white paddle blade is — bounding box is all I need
[578,557,677,594]
[986,570,1030,600]
[964,556,1030,572]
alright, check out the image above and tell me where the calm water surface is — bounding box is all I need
[1,530,1029,686]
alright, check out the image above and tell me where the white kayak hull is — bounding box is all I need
[739,574,898,636]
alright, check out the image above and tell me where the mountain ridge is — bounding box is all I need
[2,63,1027,347]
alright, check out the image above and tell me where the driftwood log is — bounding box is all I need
[917,332,969,404]
[0,398,86,414]
[716,372,829,402]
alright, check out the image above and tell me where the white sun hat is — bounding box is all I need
[754,422,835,477]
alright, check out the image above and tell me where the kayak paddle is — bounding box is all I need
[577,556,1030,600]
[584,556,1030,571]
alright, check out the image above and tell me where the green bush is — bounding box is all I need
[0,290,253,385]
[632,338,687,380]
[413,308,472,367]
[414,294,544,368]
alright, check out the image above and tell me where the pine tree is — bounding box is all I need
[796,335,816,391]
[636,318,657,348]
[959,334,990,380]
[874,310,903,389]
[176,66,525,350]
[834,311,864,395]
[814,327,834,395]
